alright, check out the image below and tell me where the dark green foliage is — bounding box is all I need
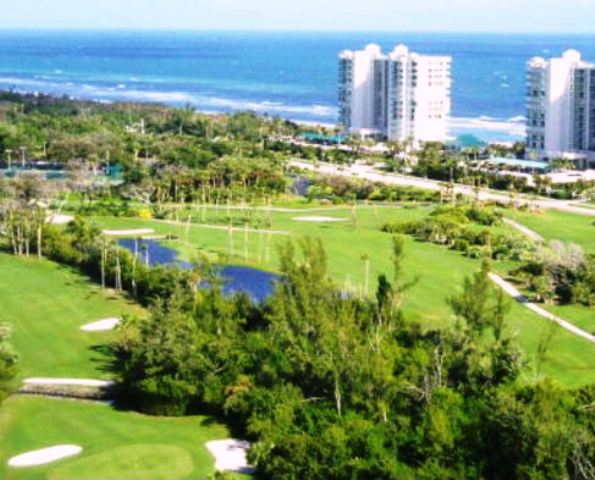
[513,242,595,306]
[382,205,531,262]
[40,217,194,306]
[0,325,18,404]
[306,174,440,203]
[111,237,594,479]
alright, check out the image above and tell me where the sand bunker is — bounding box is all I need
[47,214,74,225]
[206,439,254,474]
[80,317,121,332]
[102,228,155,236]
[292,216,348,223]
[24,378,115,388]
[8,445,82,468]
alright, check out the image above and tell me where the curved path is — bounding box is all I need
[502,218,544,242]
[488,273,595,344]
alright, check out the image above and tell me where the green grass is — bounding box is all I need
[0,204,591,479]
[0,396,230,480]
[89,205,595,388]
[499,209,595,338]
[0,253,144,379]
[546,304,595,335]
[506,209,595,253]
[0,255,237,479]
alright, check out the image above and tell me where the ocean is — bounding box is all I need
[1,30,595,141]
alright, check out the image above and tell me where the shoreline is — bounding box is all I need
[0,87,524,143]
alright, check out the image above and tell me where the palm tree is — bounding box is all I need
[361,254,371,296]
[5,149,12,170]
[100,237,107,288]
[114,245,122,292]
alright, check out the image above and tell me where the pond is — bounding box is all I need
[118,238,278,303]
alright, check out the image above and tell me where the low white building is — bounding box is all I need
[526,49,595,168]
[339,44,451,145]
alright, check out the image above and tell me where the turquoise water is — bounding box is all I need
[0,168,66,179]
[1,31,595,140]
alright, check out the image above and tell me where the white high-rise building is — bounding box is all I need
[526,50,595,166]
[338,44,451,143]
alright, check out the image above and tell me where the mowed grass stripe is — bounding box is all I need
[0,254,143,379]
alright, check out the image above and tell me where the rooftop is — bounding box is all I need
[485,157,549,170]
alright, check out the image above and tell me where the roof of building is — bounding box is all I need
[486,157,549,170]
[301,132,347,144]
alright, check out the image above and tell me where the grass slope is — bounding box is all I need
[90,205,595,387]
[0,253,143,379]
[0,255,233,479]
[507,209,595,254]
[503,209,595,338]
[0,396,229,480]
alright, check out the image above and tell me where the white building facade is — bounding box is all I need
[526,50,595,167]
[339,44,451,144]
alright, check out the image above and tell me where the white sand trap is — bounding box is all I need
[8,445,82,468]
[292,216,348,223]
[47,214,74,225]
[24,378,115,388]
[102,228,155,236]
[80,317,121,332]
[206,439,254,474]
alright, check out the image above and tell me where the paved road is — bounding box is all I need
[291,160,595,217]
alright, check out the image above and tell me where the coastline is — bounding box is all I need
[0,86,524,143]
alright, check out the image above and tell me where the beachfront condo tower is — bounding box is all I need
[338,44,452,144]
[526,50,595,167]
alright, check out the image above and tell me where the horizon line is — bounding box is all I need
[1,27,595,36]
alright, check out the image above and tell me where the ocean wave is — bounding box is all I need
[0,74,526,138]
[103,89,197,104]
[0,76,45,87]
[450,116,526,138]
[0,75,337,119]
[206,97,336,117]
[507,115,526,123]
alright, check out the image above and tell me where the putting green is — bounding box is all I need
[0,396,229,480]
[48,444,194,479]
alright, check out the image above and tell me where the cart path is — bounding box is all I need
[488,273,595,344]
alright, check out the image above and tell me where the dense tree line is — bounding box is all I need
[382,205,535,261]
[111,238,594,479]
[305,174,440,203]
[0,93,300,207]
[1,92,594,478]
[0,325,18,405]
[513,241,595,307]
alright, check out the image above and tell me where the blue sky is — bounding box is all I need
[0,0,594,33]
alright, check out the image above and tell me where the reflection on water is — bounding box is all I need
[118,238,277,303]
